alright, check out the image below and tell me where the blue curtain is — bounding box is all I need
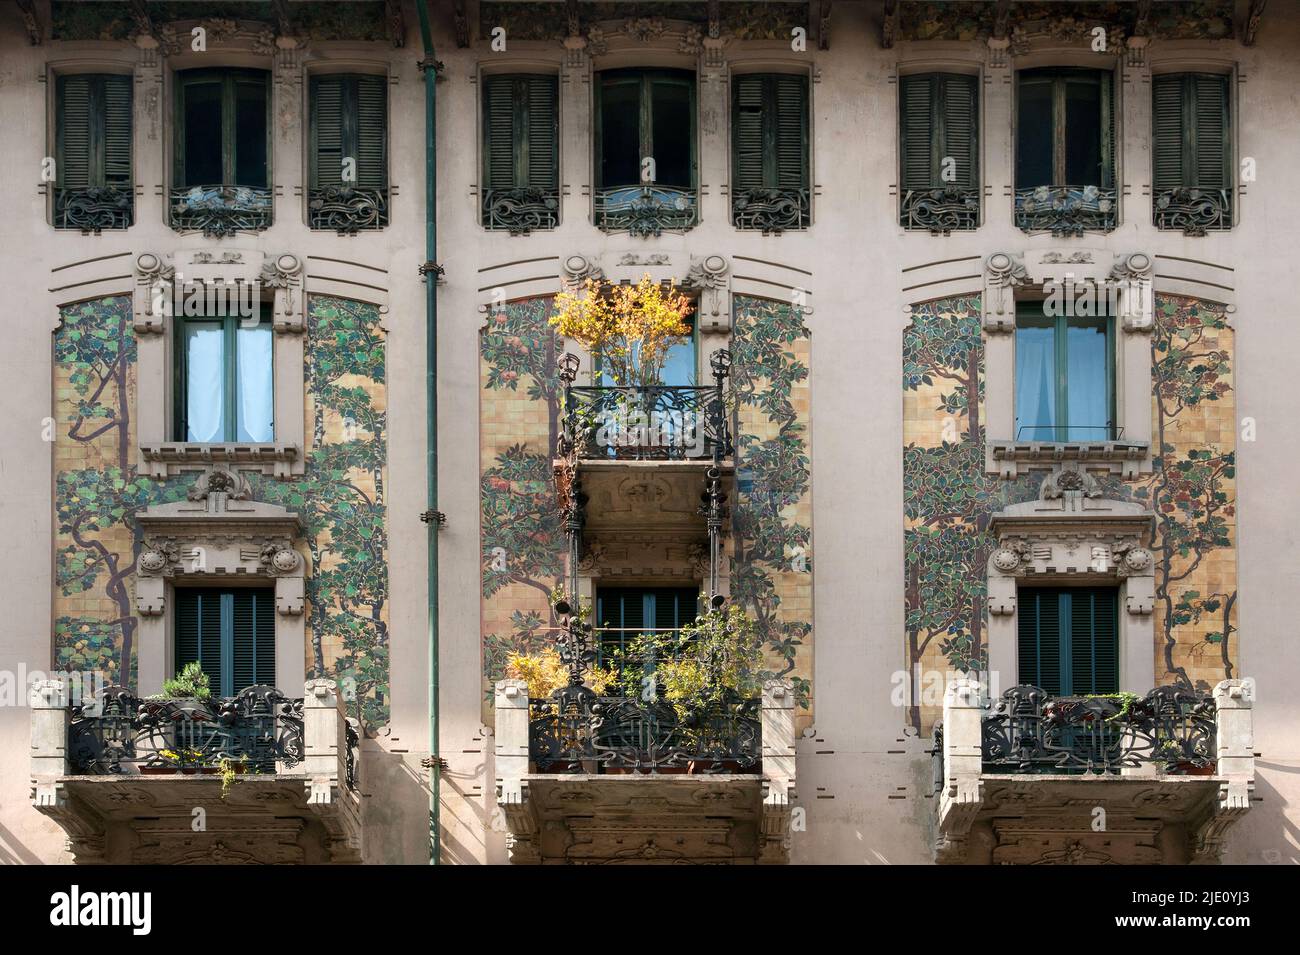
[236,322,274,442]
[1066,318,1108,439]
[1014,322,1055,440]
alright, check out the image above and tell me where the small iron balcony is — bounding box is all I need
[560,385,732,462]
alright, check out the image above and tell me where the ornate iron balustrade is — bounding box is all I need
[170,184,273,237]
[68,684,304,775]
[900,186,980,232]
[529,685,761,774]
[481,187,560,233]
[560,385,732,461]
[1154,187,1232,235]
[732,187,810,232]
[981,685,1217,775]
[54,186,133,232]
[308,186,389,233]
[1015,185,1118,236]
[594,185,698,236]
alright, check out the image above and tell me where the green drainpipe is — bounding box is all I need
[415,0,441,866]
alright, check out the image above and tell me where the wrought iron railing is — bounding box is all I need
[1154,187,1232,235]
[68,684,303,775]
[594,184,698,236]
[170,184,273,237]
[732,187,810,232]
[1014,424,1122,442]
[308,186,389,233]
[54,186,133,231]
[529,684,761,774]
[481,187,560,233]
[981,685,1217,775]
[560,385,731,462]
[1015,184,1118,236]
[900,186,980,232]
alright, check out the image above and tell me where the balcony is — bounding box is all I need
[1153,187,1232,235]
[170,184,273,237]
[496,677,795,864]
[594,185,698,236]
[307,186,389,234]
[54,186,133,232]
[900,185,980,233]
[561,384,731,463]
[30,678,362,864]
[732,187,811,233]
[481,187,560,234]
[933,680,1255,864]
[1015,185,1117,236]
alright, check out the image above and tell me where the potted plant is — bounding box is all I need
[138,663,213,773]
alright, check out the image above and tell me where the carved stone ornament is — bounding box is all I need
[1108,252,1155,332]
[138,540,180,576]
[261,253,306,334]
[1040,467,1102,500]
[992,547,1022,573]
[561,253,604,292]
[683,255,731,332]
[984,252,1028,332]
[187,466,252,503]
[1112,539,1154,577]
[133,252,175,335]
[261,540,302,575]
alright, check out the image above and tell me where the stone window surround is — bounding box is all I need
[133,247,306,478]
[982,247,1155,478]
[133,467,306,696]
[984,471,1157,695]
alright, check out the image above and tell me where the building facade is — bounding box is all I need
[0,0,1295,865]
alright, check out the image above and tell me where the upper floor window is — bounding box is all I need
[1015,301,1114,443]
[1018,586,1119,696]
[1153,72,1232,235]
[481,73,559,233]
[309,73,389,233]
[595,68,697,236]
[898,72,978,232]
[731,73,809,233]
[596,585,700,673]
[174,303,274,443]
[171,68,271,237]
[176,587,276,697]
[54,73,133,232]
[1015,67,1116,235]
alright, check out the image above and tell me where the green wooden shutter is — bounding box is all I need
[58,74,130,190]
[102,75,132,188]
[483,75,520,190]
[940,74,977,189]
[1018,588,1062,695]
[57,75,94,190]
[231,589,276,691]
[1069,588,1119,694]
[1193,74,1230,189]
[773,74,808,190]
[1151,74,1184,192]
[175,590,224,696]
[1101,71,1115,188]
[311,76,345,188]
[732,74,766,193]
[899,75,934,191]
[525,75,558,190]
[354,75,388,190]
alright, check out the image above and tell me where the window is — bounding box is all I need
[596,586,700,672]
[1015,302,1114,442]
[309,74,389,232]
[481,73,559,232]
[54,73,133,231]
[1153,73,1231,233]
[731,73,809,232]
[174,304,274,443]
[595,69,697,235]
[1017,587,1118,696]
[1015,68,1116,234]
[172,69,271,234]
[176,587,276,697]
[898,72,978,231]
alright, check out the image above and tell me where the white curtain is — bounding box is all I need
[1066,320,1109,439]
[185,324,225,442]
[1014,322,1056,441]
[236,324,274,442]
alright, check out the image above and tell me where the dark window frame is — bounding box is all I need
[1016,66,1115,190]
[173,67,272,190]
[172,302,275,443]
[308,71,390,232]
[175,586,276,698]
[1014,301,1116,443]
[53,71,134,230]
[479,72,560,232]
[898,70,981,231]
[1018,585,1120,697]
[730,71,810,231]
[1151,71,1232,233]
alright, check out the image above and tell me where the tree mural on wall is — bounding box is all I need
[730,296,813,708]
[479,298,564,693]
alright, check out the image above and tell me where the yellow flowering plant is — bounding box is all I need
[549,274,693,389]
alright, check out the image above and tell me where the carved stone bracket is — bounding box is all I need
[561,253,604,292]
[1109,252,1155,332]
[682,254,731,332]
[133,253,175,334]
[983,252,1028,332]
[261,253,306,333]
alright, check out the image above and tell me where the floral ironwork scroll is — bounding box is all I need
[595,185,697,236]
[170,184,272,237]
[1154,187,1231,235]
[54,187,133,232]
[732,187,810,232]
[482,187,560,233]
[900,186,979,232]
[308,186,389,233]
[1015,185,1117,236]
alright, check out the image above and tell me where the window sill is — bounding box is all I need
[988,438,1149,479]
[141,442,301,479]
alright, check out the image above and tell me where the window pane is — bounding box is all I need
[1066,316,1109,440]
[651,79,692,187]
[660,327,696,386]
[1016,77,1053,187]
[185,322,226,442]
[234,79,268,187]
[236,320,274,442]
[182,80,223,185]
[1064,78,1102,184]
[1015,315,1056,440]
[599,77,640,187]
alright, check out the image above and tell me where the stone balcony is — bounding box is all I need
[30,678,362,864]
[494,678,796,865]
[933,678,1255,864]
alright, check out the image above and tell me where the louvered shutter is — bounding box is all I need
[176,590,224,696]
[57,75,93,190]
[524,75,558,190]
[1018,588,1062,695]
[940,74,977,189]
[102,75,132,188]
[1151,74,1184,192]
[773,74,808,190]
[899,74,934,192]
[1069,588,1119,695]
[1193,74,1229,190]
[732,74,766,193]
[1101,71,1115,188]
[312,76,345,188]
[355,75,388,190]
[651,587,700,632]
[483,75,520,190]
[231,589,276,691]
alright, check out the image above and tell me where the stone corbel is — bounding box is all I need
[984,253,1027,332]
[935,678,985,863]
[494,679,541,864]
[276,575,305,616]
[1109,253,1154,332]
[683,255,731,332]
[261,254,306,333]
[136,576,166,616]
[987,544,1026,615]
[561,253,604,293]
[133,253,174,334]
